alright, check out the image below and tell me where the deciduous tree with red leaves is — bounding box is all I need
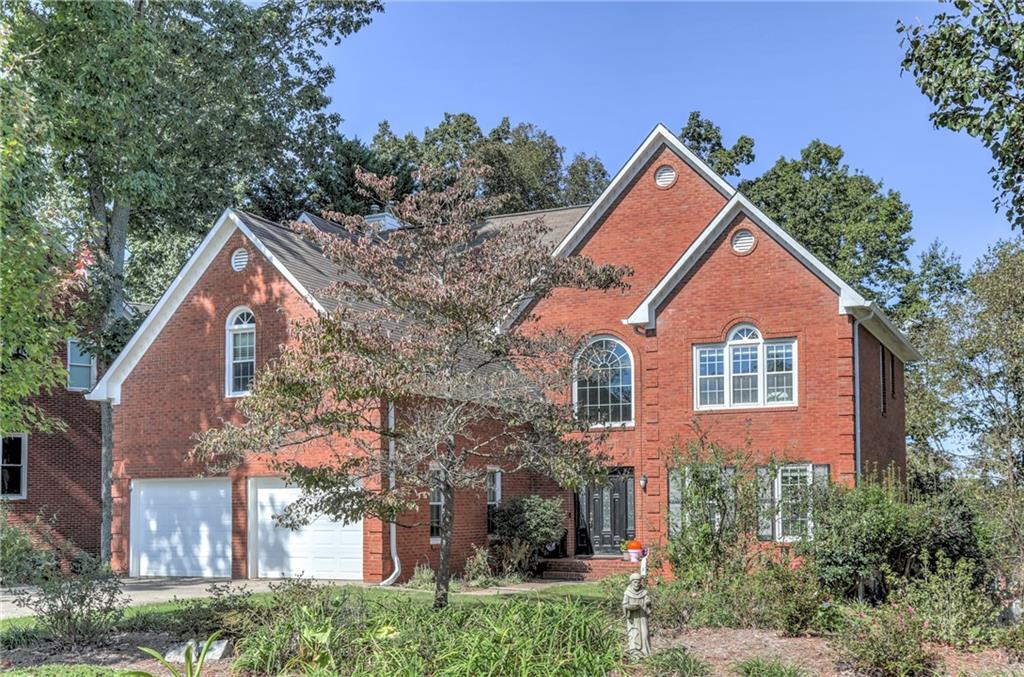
[195,164,628,608]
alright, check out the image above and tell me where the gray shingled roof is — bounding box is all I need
[235,205,589,311]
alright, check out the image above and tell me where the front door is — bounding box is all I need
[576,468,636,555]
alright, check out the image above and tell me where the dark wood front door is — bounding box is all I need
[576,468,636,555]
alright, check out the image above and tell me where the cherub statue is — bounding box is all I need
[622,572,651,659]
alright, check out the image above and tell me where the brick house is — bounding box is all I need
[3,338,102,555]
[86,125,919,582]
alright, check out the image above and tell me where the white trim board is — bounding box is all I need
[88,209,323,404]
[622,193,921,363]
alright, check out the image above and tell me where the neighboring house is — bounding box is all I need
[86,124,918,582]
[3,338,102,555]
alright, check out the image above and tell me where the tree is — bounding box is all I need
[899,0,1024,230]
[369,113,606,212]
[194,164,629,609]
[562,153,609,205]
[740,141,915,308]
[0,21,83,433]
[4,0,382,561]
[678,111,756,178]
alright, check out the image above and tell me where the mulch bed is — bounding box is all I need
[652,627,1022,676]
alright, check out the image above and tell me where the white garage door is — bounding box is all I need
[250,477,363,580]
[130,479,232,578]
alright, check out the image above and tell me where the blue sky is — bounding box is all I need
[324,2,1008,267]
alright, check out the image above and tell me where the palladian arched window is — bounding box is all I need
[574,337,634,426]
[226,307,256,397]
[694,323,796,409]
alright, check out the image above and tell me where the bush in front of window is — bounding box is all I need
[0,505,58,585]
[490,495,565,574]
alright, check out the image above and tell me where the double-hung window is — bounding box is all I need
[756,463,829,542]
[1,434,27,499]
[67,339,96,391]
[667,466,736,538]
[694,325,796,409]
[486,469,502,534]
[429,471,444,543]
[226,308,256,397]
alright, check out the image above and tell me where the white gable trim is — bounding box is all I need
[550,123,735,259]
[623,193,922,362]
[88,209,323,404]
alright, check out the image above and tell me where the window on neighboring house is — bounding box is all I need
[694,325,796,409]
[574,337,633,426]
[67,339,95,391]
[667,466,736,538]
[1,434,27,499]
[226,308,256,397]
[430,471,444,543]
[880,345,888,414]
[757,463,829,542]
[486,469,502,534]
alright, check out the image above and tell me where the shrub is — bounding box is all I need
[749,557,823,636]
[12,553,127,647]
[830,604,935,677]
[998,623,1024,663]
[173,582,258,639]
[644,647,711,676]
[887,554,999,649]
[491,495,565,574]
[404,563,436,590]
[462,544,494,587]
[732,657,810,677]
[0,506,57,585]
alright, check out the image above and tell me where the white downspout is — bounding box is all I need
[380,402,401,586]
[852,308,875,486]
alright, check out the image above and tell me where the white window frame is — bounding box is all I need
[66,339,97,392]
[693,324,798,410]
[1,433,28,500]
[572,335,635,428]
[486,468,502,535]
[774,462,812,543]
[225,307,256,398]
[429,469,444,544]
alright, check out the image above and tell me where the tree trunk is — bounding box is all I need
[433,479,455,610]
[97,199,130,564]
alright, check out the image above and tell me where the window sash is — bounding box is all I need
[574,338,634,426]
[67,340,95,390]
[775,463,812,542]
[229,328,255,395]
[694,338,797,409]
[1,434,27,498]
[430,474,444,540]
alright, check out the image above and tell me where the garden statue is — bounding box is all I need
[622,572,651,660]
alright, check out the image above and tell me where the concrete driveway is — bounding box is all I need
[0,577,292,621]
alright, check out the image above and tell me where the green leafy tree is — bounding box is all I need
[4,0,381,560]
[562,153,609,205]
[899,0,1024,230]
[0,21,82,433]
[476,118,565,212]
[678,111,756,178]
[740,141,915,308]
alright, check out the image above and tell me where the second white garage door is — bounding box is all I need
[249,477,363,580]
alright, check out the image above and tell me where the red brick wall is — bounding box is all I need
[527,151,861,554]
[110,229,386,579]
[856,325,907,479]
[5,384,101,554]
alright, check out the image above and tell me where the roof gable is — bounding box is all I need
[550,123,735,259]
[88,209,327,404]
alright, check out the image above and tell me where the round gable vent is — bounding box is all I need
[231,248,249,272]
[654,164,677,188]
[731,229,756,255]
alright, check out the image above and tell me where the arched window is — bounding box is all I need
[694,323,796,409]
[574,337,634,426]
[226,307,256,396]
